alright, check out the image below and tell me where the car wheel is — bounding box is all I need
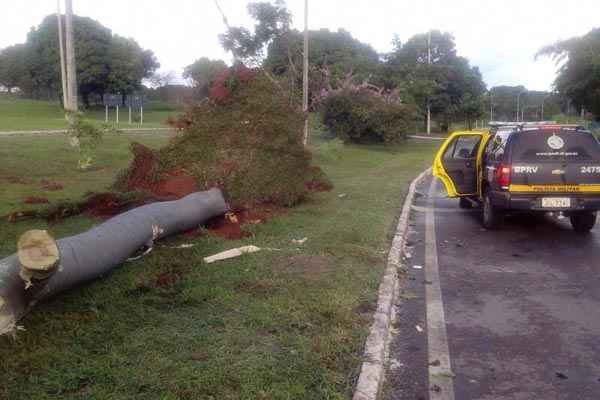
[570,211,596,233]
[459,197,471,209]
[482,190,503,229]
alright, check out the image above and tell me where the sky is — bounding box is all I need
[2,0,599,91]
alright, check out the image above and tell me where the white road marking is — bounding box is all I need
[411,205,478,214]
[425,178,456,399]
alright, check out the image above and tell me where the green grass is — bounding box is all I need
[0,133,171,216]
[0,132,438,399]
[0,95,178,131]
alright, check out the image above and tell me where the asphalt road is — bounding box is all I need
[384,175,600,400]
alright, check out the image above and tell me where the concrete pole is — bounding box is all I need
[56,0,68,110]
[516,91,522,122]
[489,89,494,121]
[426,30,431,135]
[64,0,77,113]
[302,0,309,145]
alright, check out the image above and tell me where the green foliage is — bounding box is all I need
[0,44,26,93]
[183,57,228,97]
[157,70,315,207]
[385,30,487,130]
[321,90,414,143]
[66,112,105,170]
[0,14,159,105]
[488,86,563,122]
[219,0,291,65]
[266,28,379,81]
[537,27,600,120]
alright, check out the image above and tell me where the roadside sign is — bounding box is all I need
[102,93,122,107]
[125,94,144,108]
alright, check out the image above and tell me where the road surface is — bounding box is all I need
[384,175,600,400]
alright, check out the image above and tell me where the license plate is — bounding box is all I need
[541,197,571,208]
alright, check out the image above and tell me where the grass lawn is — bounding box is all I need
[0,132,439,399]
[0,95,178,131]
[0,133,171,216]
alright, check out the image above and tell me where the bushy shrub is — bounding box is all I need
[116,65,331,208]
[321,90,414,143]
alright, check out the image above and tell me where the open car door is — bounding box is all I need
[433,131,486,197]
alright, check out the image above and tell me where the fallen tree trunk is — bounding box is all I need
[0,189,227,336]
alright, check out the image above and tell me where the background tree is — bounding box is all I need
[106,35,159,97]
[537,27,600,120]
[219,0,291,67]
[386,30,487,131]
[1,14,159,105]
[0,44,26,93]
[183,57,227,97]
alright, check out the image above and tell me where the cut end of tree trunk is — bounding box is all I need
[17,230,60,285]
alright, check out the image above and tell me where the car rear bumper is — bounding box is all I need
[491,191,600,211]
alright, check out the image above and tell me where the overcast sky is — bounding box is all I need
[3,0,599,91]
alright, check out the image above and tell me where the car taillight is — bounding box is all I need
[495,164,511,187]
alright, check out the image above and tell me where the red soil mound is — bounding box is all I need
[117,143,198,199]
[23,196,49,204]
[204,205,282,240]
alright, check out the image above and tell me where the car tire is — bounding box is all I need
[459,197,471,209]
[482,190,503,229]
[570,211,596,233]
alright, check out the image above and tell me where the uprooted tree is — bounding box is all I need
[116,64,331,208]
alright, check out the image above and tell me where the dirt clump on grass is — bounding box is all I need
[204,204,283,239]
[40,180,64,191]
[114,64,332,210]
[22,196,49,204]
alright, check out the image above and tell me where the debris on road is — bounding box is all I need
[429,359,441,367]
[203,245,261,264]
[413,265,423,269]
[430,384,441,392]
[416,324,424,333]
[555,372,568,380]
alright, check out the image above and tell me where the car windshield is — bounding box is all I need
[509,130,600,162]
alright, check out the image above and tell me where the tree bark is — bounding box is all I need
[0,189,227,336]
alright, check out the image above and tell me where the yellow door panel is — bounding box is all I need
[432,131,489,197]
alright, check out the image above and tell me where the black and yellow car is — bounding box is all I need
[433,123,600,232]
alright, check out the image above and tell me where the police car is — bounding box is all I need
[432,122,600,232]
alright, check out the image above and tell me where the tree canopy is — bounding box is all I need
[0,14,159,105]
[0,44,26,93]
[537,27,600,120]
[183,57,228,97]
[386,30,487,130]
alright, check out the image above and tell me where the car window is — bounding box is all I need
[511,130,600,162]
[482,135,495,161]
[490,131,510,161]
[443,135,481,160]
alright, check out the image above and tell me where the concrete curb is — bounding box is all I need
[407,135,445,141]
[353,167,431,400]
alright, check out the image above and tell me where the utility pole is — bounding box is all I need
[426,30,431,135]
[64,0,78,115]
[56,0,68,110]
[516,90,525,122]
[302,0,309,145]
[489,89,494,121]
[541,93,550,121]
